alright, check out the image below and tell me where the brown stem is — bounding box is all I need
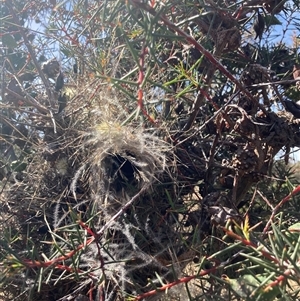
[129,0,268,132]
[6,2,57,110]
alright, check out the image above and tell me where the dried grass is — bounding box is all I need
[0,78,199,301]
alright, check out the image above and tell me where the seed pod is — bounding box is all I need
[253,11,265,40]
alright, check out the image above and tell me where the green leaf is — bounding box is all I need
[2,34,18,49]
[288,222,300,233]
[60,46,72,57]
[223,274,280,301]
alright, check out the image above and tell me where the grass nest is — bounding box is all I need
[0,79,200,301]
[3,71,299,301]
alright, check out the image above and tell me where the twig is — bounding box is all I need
[6,3,58,132]
[96,183,151,236]
[263,185,300,234]
[4,87,49,114]
[249,78,300,87]
[134,266,219,301]
[6,4,55,108]
[129,0,268,132]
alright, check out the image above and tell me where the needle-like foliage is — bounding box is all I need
[1,0,300,300]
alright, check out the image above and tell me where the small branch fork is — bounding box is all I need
[134,265,221,301]
[222,226,298,293]
[18,147,300,300]
[6,3,54,106]
[22,232,96,270]
[6,3,58,132]
[134,184,300,300]
[16,185,150,282]
[223,184,300,293]
[129,0,268,131]
[263,184,300,234]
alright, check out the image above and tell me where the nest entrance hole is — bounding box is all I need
[103,153,140,193]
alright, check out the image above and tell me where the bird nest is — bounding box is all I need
[3,70,300,300]
[0,88,198,301]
